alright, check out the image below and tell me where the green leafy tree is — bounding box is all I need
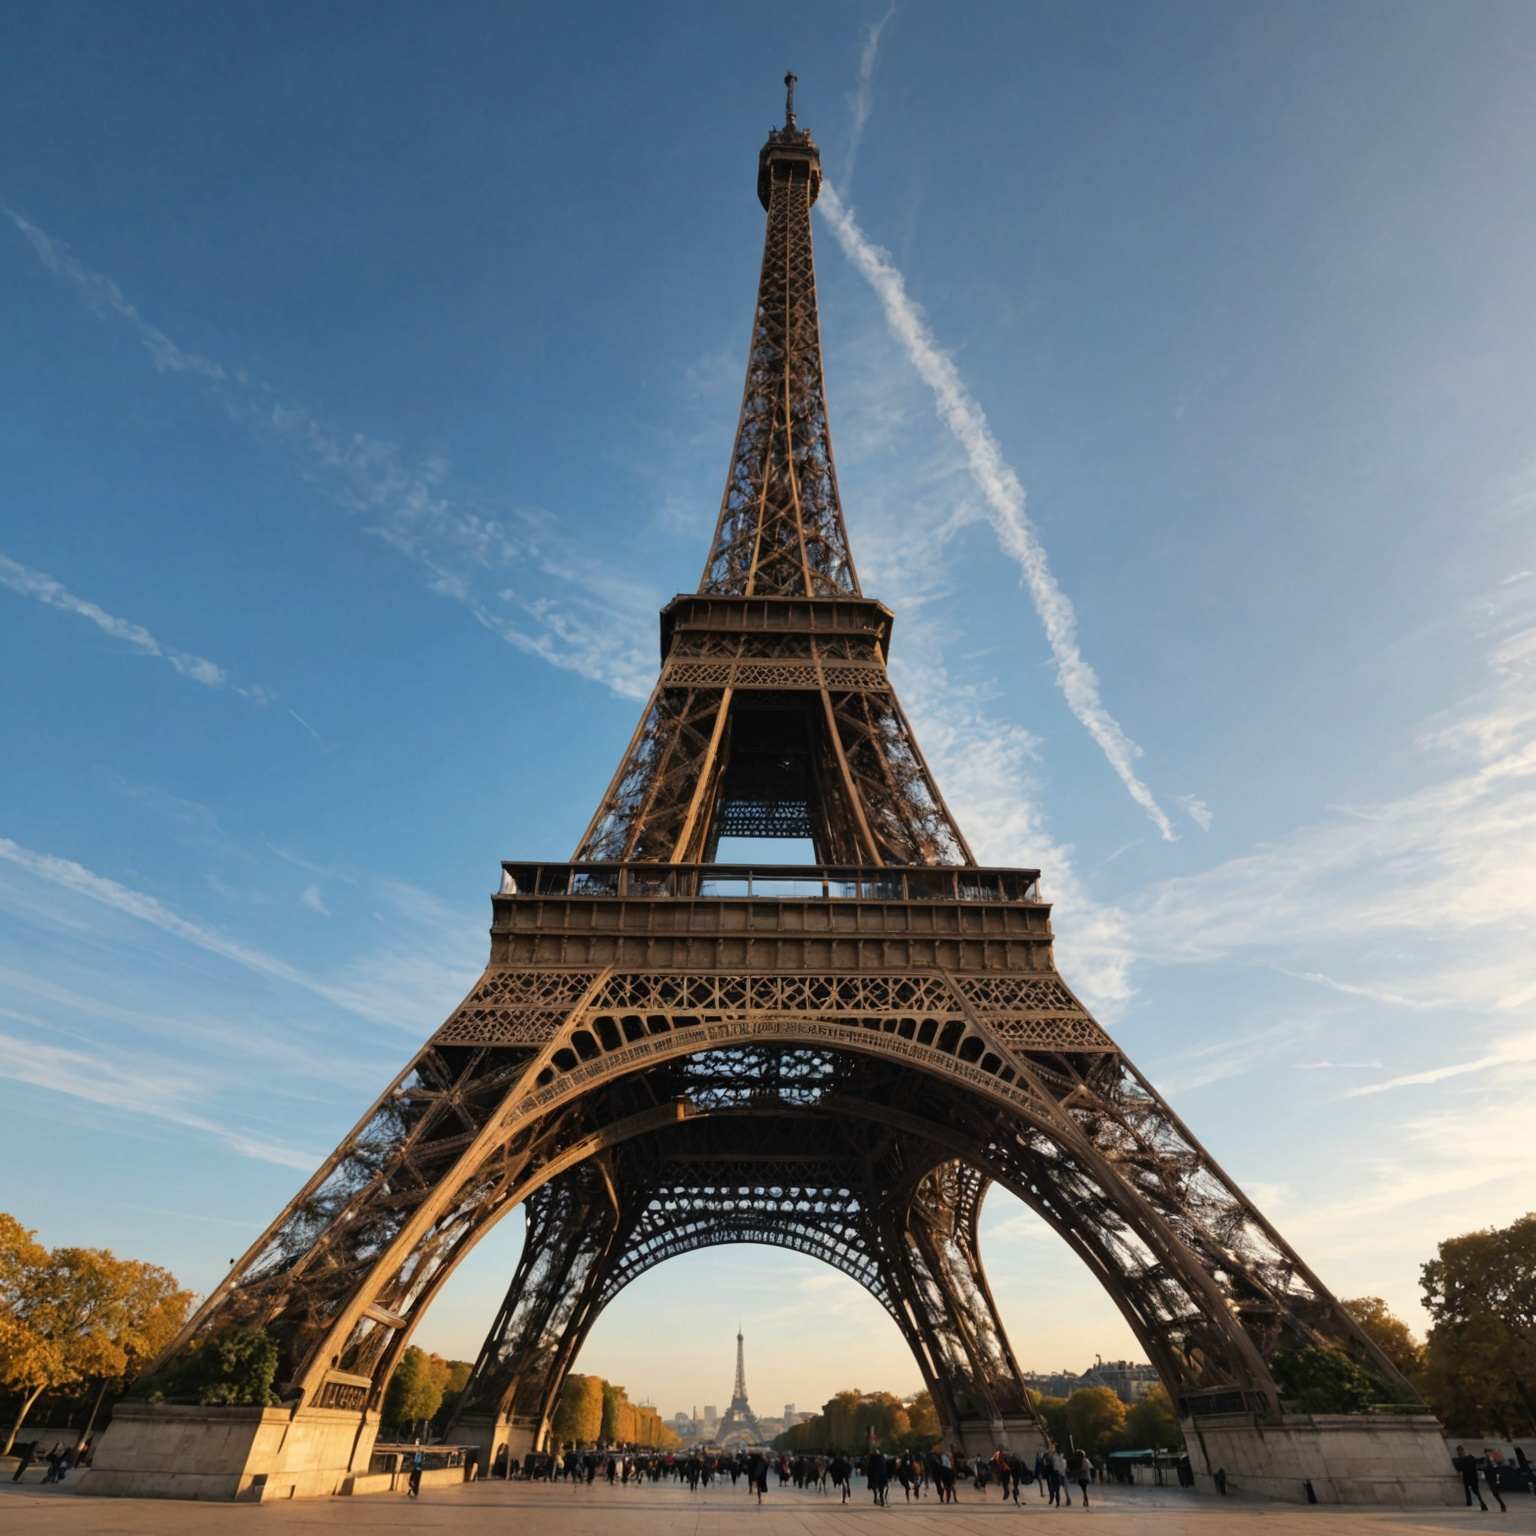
[1121,1385,1183,1450]
[187,1325,279,1407]
[1027,1390,1070,1450]
[430,1358,474,1432]
[553,1373,604,1445]
[0,1217,192,1452]
[1420,1213,1536,1435]
[1271,1345,1376,1413]
[383,1346,447,1432]
[856,1389,910,1448]
[1342,1296,1425,1384]
[135,1322,279,1407]
[1066,1385,1127,1453]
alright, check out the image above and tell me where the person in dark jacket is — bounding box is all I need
[1481,1451,1508,1513]
[1452,1447,1487,1510]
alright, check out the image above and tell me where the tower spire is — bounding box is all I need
[733,1325,748,1405]
[700,76,857,598]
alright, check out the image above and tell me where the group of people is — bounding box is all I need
[497,1443,1111,1507]
[1453,1444,1535,1512]
[8,1439,91,1485]
[507,1447,775,1501]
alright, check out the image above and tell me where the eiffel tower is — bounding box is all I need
[88,75,1456,1507]
[712,1329,763,1446]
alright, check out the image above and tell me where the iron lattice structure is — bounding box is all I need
[153,77,1419,1457]
[711,1330,762,1445]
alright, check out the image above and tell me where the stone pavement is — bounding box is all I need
[2,1476,1533,1535]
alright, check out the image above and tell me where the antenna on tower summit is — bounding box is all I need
[784,71,797,130]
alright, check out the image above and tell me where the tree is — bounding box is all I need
[1066,1385,1126,1453]
[1270,1345,1375,1413]
[0,1218,192,1454]
[1342,1296,1425,1383]
[600,1380,626,1442]
[904,1388,941,1445]
[1420,1213,1536,1436]
[383,1346,447,1433]
[1121,1385,1182,1450]
[856,1389,910,1448]
[430,1357,473,1433]
[553,1373,604,1445]
[1027,1390,1070,1450]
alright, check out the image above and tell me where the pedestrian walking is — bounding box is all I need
[1482,1450,1508,1514]
[408,1447,424,1498]
[1071,1448,1092,1508]
[1453,1445,1489,1510]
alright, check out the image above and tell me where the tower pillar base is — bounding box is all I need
[952,1415,1050,1458]
[452,1413,541,1477]
[1182,1411,1460,1505]
[79,1400,380,1501]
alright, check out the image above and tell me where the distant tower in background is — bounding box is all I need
[713,1327,763,1445]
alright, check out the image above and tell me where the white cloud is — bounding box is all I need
[1175,793,1214,831]
[1345,1029,1536,1098]
[0,550,250,694]
[4,206,226,380]
[5,208,654,703]
[300,883,329,916]
[818,183,1179,843]
[0,1027,317,1169]
[843,2,897,188]
[0,835,478,1032]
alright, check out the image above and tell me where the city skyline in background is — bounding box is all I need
[3,2,1534,1417]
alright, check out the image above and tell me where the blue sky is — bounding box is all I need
[3,1,1534,1419]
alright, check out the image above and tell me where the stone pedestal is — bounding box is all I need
[1182,1411,1461,1505]
[80,1401,380,1501]
[452,1413,539,1477]
[954,1414,1050,1458]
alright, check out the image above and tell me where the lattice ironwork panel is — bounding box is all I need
[958,976,1082,1012]
[700,144,856,599]
[660,659,890,691]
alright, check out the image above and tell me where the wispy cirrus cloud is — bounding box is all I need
[1345,1029,1536,1098]
[4,205,226,381]
[0,835,481,1033]
[0,1027,318,1169]
[818,183,1180,843]
[843,2,897,188]
[5,206,655,702]
[0,550,273,698]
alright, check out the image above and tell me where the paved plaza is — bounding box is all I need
[3,1477,1534,1536]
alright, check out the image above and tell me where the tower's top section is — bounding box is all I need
[758,70,820,209]
[732,1327,749,1407]
[700,75,857,599]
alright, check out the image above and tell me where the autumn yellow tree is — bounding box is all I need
[553,1373,604,1444]
[905,1388,941,1444]
[1066,1385,1126,1454]
[0,1214,191,1454]
[1342,1296,1425,1383]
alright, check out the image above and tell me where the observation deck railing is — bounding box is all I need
[499,862,1041,904]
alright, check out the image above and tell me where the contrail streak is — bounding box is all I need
[844,2,897,188]
[818,183,1177,841]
